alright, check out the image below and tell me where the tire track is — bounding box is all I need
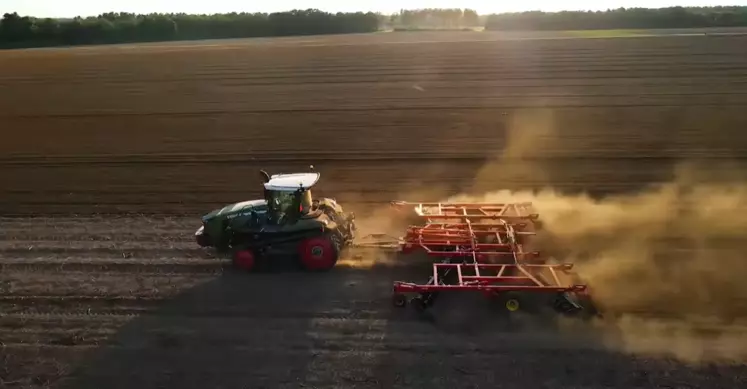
[5,99,747,119]
[0,154,724,167]
[5,51,744,83]
[0,234,190,243]
[0,247,211,260]
[0,261,224,274]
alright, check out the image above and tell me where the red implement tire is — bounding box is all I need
[297,235,339,271]
[232,249,255,272]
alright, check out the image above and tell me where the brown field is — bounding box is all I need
[2,31,747,388]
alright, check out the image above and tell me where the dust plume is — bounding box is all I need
[445,110,747,363]
[337,203,402,269]
[337,200,417,269]
[340,179,454,269]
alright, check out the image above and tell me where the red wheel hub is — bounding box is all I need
[298,236,337,271]
[233,250,255,271]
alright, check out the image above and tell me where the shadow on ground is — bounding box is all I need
[53,252,747,389]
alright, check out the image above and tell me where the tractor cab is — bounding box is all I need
[260,171,319,224]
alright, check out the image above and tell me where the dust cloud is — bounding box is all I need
[445,110,747,363]
[337,201,415,269]
[340,182,454,269]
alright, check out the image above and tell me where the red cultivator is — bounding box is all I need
[358,201,596,316]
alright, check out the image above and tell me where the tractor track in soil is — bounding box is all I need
[2,32,747,388]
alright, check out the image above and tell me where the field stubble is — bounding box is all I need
[1,32,747,388]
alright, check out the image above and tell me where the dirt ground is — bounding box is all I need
[2,31,747,388]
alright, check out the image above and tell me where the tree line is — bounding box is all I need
[388,8,481,29]
[2,6,747,49]
[0,9,380,48]
[485,6,747,31]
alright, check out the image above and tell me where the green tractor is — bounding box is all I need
[195,169,357,272]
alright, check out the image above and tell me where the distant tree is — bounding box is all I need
[0,9,382,49]
[137,14,178,41]
[463,9,480,27]
[484,6,747,31]
[392,8,482,29]
[1,12,36,42]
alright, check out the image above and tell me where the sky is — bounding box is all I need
[1,0,744,19]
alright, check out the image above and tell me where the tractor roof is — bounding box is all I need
[264,172,320,191]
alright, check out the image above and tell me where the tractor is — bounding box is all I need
[195,169,357,272]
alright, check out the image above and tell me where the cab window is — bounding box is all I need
[269,190,296,216]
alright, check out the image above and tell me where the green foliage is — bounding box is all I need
[485,6,747,31]
[391,8,481,29]
[5,6,745,48]
[0,9,381,48]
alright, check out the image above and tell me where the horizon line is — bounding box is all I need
[4,4,746,20]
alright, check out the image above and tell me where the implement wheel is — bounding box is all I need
[392,293,407,308]
[505,297,521,312]
[491,291,534,314]
[297,235,339,271]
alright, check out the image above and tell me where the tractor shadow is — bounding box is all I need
[54,257,401,389]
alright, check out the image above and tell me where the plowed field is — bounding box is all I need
[2,31,747,388]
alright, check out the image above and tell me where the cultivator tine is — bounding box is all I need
[408,255,463,310]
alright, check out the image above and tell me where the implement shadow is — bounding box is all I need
[366,263,747,388]
[55,258,402,389]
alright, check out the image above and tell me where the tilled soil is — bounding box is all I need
[2,217,746,389]
[2,31,747,388]
[2,32,747,215]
